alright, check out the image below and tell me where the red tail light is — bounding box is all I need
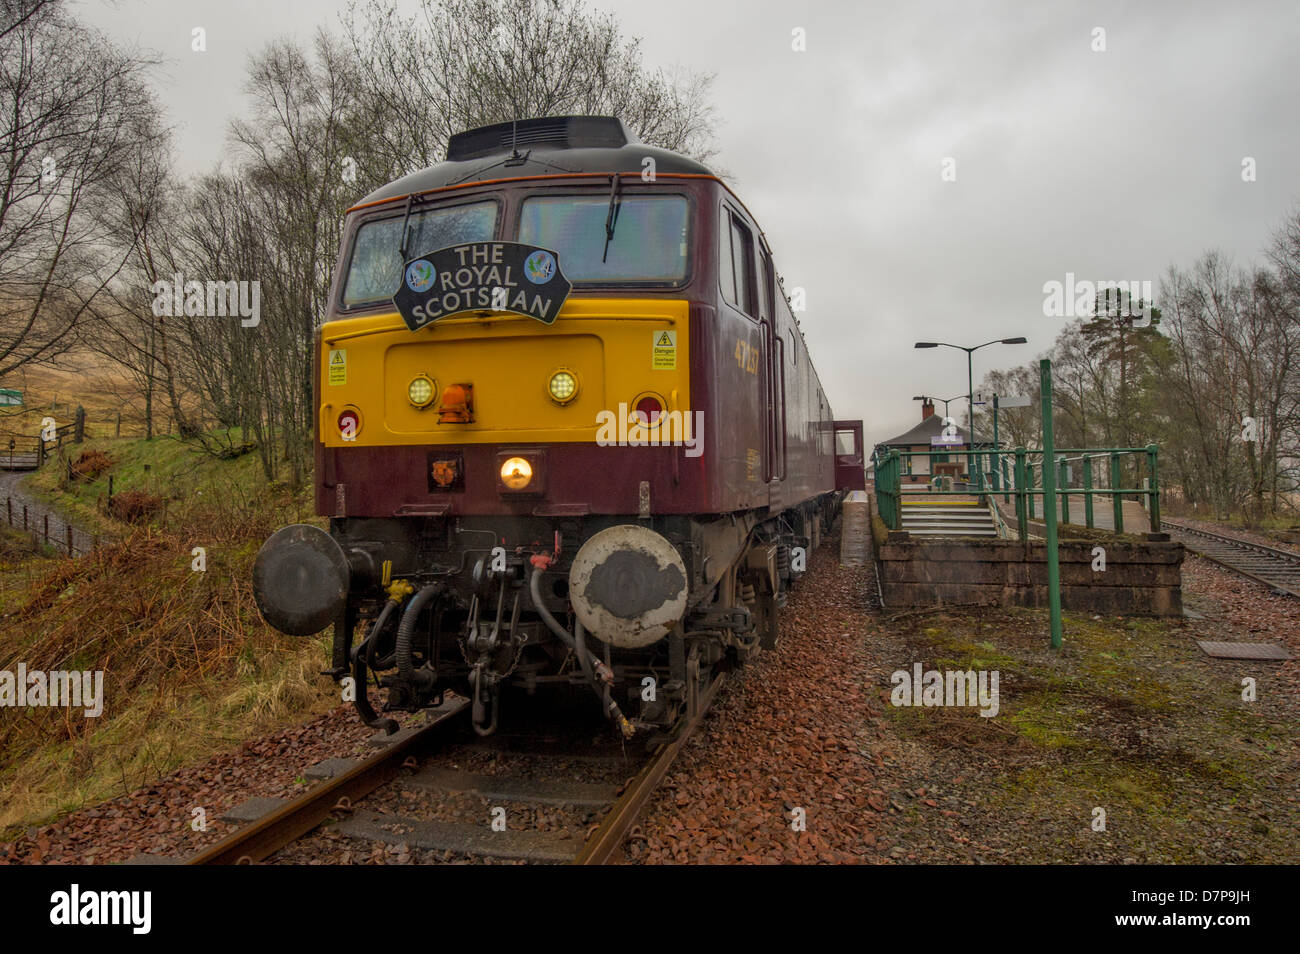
[337,407,361,440]
[635,395,664,426]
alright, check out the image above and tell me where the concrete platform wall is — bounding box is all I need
[877,536,1184,615]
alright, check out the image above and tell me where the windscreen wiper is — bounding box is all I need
[602,173,622,263]
[397,193,416,260]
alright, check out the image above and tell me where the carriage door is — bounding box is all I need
[760,251,786,483]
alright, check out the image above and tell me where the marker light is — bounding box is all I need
[500,456,533,490]
[337,407,361,441]
[635,394,665,427]
[408,375,435,407]
[547,370,578,404]
[439,383,472,423]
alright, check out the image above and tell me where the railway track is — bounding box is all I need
[186,675,723,866]
[1163,519,1300,598]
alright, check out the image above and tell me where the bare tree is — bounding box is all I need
[0,0,156,376]
[1154,253,1298,520]
[341,0,718,187]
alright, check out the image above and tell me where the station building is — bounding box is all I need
[874,398,975,487]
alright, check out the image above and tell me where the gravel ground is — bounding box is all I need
[628,553,887,863]
[0,705,414,864]
[270,697,642,865]
[2,527,1295,865]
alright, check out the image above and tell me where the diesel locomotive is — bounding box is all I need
[253,116,865,738]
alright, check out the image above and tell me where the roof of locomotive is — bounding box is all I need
[354,116,715,208]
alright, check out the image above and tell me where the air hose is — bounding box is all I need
[396,583,443,689]
[530,567,630,736]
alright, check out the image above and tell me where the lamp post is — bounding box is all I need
[913,394,968,483]
[914,337,1027,489]
[912,393,967,421]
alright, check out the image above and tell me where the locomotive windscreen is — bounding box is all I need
[518,195,689,284]
[343,199,498,306]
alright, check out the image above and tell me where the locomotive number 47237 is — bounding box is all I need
[734,339,759,375]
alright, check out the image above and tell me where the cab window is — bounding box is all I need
[517,194,689,283]
[342,200,498,307]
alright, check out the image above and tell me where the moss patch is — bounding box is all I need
[876,606,1296,862]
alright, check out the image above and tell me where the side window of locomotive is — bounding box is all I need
[728,214,756,316]
[720,219,738,307]
[761,253,775,322]
[342,200,498,307]
[517,194,688,283]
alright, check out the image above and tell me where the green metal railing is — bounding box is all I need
[871,444,1161,538]
[875,448,902,530]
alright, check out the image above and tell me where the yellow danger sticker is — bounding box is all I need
[328,349,346,386]
[651,330,676,370]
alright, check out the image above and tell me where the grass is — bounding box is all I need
[17,431,302,540]
[0,636,333,835]
[880,607,1296,862]
[0,433,330,838]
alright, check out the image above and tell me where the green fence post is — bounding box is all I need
[1027,458,1036,519]
[991,396,1000,495]
[1040,360,1063,649]
[1014,447,1027,541]
[1082,456,1094,529]
[873,451,881,524]
[1059,456,1070,526]
[890,449,901,530]
[876,452,887,528]
[1147,443,1160,532]
[875,450,892,530]
[1002,454,1011,505]
[1110,451,1124,533]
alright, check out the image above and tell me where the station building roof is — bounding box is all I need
[877,413,969,450]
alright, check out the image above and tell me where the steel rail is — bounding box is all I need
[573,672,725,865]
[186,700,469,865]
[1163,519,1300,599]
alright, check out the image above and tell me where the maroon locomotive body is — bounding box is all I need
[254,116,864,737]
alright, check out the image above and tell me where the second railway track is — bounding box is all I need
[186,675,724,866]
[1163,519,1300,598]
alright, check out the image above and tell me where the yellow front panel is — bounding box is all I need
[319,298,690,446]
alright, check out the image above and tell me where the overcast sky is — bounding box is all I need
[75,0,1300,448]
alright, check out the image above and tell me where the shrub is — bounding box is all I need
[69,449,113,482]
[107,490,163,524]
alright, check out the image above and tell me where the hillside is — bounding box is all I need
[0,432,332,837]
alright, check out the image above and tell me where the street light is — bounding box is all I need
[914,337,1028,487]
[913,393,968,421]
